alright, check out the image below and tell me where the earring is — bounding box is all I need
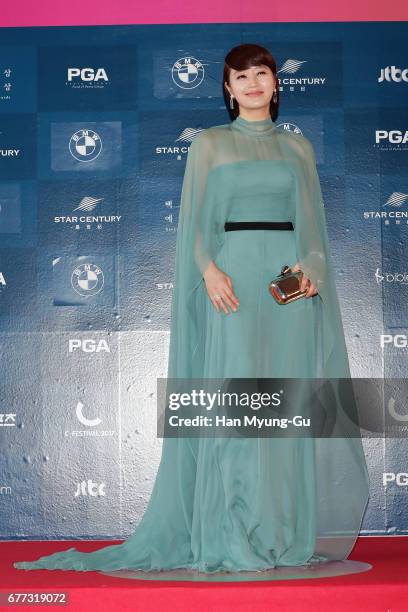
[229,95,235,109]
[272,89,277,103]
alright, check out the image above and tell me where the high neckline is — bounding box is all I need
[231,114,277,137]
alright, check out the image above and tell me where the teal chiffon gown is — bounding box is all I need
[13,115,370,575]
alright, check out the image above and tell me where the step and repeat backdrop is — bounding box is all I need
[0,22,407,539]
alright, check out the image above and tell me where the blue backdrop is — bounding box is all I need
[1,21,407,540]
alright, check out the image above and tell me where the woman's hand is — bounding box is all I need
[292,262,318,298]
[203,261,240,314]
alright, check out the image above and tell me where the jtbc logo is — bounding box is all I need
[74,480,106,497]
[378,66,408,82]
[67,68,108,82]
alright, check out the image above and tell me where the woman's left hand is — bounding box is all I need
[292,262,318,298]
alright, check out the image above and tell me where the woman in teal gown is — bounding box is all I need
[13,44,369,576]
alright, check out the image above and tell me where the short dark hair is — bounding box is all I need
[223,43,279,120]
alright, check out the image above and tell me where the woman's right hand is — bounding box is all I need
[203,261,240,314]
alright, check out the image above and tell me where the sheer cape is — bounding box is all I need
[167,115,370,560]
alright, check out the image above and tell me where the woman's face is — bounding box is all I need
[225,64,275,113]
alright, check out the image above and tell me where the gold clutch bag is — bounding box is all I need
[268,264,307,305]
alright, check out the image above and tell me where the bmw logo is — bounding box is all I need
[71,263,104,297]
[69,128,103,162]
[171,56,205,89]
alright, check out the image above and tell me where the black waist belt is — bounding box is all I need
[224,221,294,231]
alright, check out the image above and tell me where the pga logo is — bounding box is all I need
[69,339,111,353]
[383,473,408,486]
[381,335,408,348]
[67,68,109,82]
[375,130,408,144]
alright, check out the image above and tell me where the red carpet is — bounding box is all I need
[2,536,407,611]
